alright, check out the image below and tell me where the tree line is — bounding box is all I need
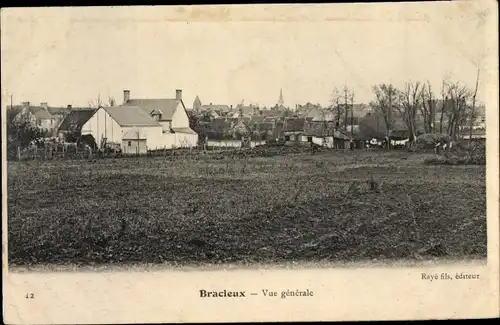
[330,71,482,148]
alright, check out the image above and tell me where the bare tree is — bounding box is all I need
[343,85,354,131]
[349,92,355,138]
[88,94,102,108]
[372,84,398,149]
[439,80,448,134]
[396,81,421,148]
[108,96,116,107]
[420,81,437,133]
[468,66,481,145]
[330,87,343,128]
[444,81,473,141]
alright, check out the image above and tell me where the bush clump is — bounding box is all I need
[416,133,451,149]
[424,140,485,165]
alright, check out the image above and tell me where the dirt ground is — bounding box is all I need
[7,149,486,268]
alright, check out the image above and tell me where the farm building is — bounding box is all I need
[81,105,160,150]
[58,108,98,141]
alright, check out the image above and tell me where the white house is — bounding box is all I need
[123,89,198,148]
[80,89,198,151]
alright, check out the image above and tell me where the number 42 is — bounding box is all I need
[25,293,34,299]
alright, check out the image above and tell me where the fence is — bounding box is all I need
[10,144,94,161]
[206,140,266,148]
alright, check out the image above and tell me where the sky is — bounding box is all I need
[1,3,496,109]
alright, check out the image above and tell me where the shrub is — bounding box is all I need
[424,140,485,166]
[416,133,451,149]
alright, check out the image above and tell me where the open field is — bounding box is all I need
[7,149,486,268]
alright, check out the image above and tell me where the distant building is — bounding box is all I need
[200,103,232,115]
[12,102,63,135]
[193,95,202,111]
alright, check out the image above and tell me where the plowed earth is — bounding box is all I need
[7,150,486,268]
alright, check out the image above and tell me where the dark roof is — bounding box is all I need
[171,127,197,135]
[237,105,257,115]
[200,104,231,113]
[283,118,305,132]
[125,98,182,121]
[58,109,97,131]
[105,105,160,127]
[303,121,351,139]
[259,109,282,117]
[250,115,266,123]
[258,122,274,132]
[47,106,72,116]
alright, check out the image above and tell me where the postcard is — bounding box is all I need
[2,1,499,323]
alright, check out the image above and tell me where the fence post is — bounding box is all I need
[17,146,21,161]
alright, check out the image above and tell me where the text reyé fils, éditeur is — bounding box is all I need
[421,272,481,281]
[199,289,314,299]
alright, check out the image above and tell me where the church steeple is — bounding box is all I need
[278,88,284,106]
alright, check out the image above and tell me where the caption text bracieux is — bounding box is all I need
[199,289,313,299]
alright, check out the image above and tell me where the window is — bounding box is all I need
[307,136,313,143]
[128,141,132,147]
[285,135,290,141]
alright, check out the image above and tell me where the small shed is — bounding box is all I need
[122,130,147,154]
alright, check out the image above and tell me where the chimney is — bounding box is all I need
[22,101,30,108]
[230,105,233,110]
[210,102,213,106]
[40,102,48,109]
[175,89,182,101]
[123,90,130,104]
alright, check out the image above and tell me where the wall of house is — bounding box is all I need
[121,125,164,150]
[207,140,242,148]
[300,135,310,143]
[171,102,190,128]
[14,111,37,126]
[173,132,198,148]
[312,136,324,146]
[207,140,265,148]
[81,108,122,148]
[122,139,147,154]
[39,118,56,131]
[159,121,171,133]
[324,137,334,148]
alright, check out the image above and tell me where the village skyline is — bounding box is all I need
[1,5,491,109]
